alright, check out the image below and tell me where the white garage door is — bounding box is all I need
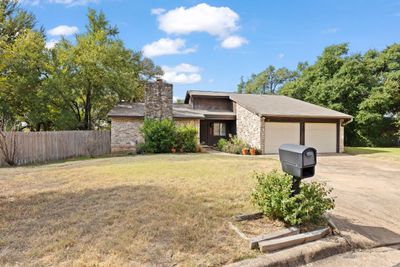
[265,122,300,154]
[305,123,337,153]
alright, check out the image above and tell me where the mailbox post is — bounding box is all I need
[278,144,317,196]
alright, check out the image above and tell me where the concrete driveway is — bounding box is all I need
[314,154,400,248]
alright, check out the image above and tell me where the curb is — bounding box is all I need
[225,236,351,267]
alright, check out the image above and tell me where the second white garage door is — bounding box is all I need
[305,123,337,153]
[265,122,300,154]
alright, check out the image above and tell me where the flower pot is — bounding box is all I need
[171,148,176,153]
[250,148,257,155]
[242,148,248,155]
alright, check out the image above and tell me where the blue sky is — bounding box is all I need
[23,0,400,99]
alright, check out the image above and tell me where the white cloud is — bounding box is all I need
[158,3,239,38]
[278,53,285,59]
[221,35,248,48]
[45,39,59,49]
[162,63,200,73]
[162,63,202,84]
[142,38,196,58]
[48,25,79,36]
[151,8,166,15]
[163,73,201,84]
[156,3,247,49]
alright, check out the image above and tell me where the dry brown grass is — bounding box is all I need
[0,153,279,266]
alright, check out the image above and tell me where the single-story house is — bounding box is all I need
[108,79,352,154]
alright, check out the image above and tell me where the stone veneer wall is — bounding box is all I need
[144,79,173,120]
[111,117,143,153]
[175,119,201,142]
[236,104,263,151]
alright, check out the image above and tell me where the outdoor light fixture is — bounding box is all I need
[278,144,317,196]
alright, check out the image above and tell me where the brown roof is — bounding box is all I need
[229,94,352,119]
[109,91,352,120]
[108,103,205,119]
[186,90,352,119]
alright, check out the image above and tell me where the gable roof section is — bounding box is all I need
[184,90,233,103]
[230,94,352,119]
[186,90,352,119]
[108,103,205,119]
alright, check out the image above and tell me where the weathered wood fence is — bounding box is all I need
[0,131,111,167]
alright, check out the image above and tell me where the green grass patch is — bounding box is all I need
[345,147,400,161]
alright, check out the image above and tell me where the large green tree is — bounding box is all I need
[0,0,49,130]
[47,9,162,130]
[356,44,400,145]
[238,65,297,94]
[280,43,400,146]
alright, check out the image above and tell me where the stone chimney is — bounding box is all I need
[144,79,173,120]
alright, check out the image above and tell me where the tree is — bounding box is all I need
[237,76,245,93]
[280,43,400,146]
[48,9,162,130]
[0,0,37,44]
[356,44,400,145]
[0,1,49,131]
[239,65,296,94]
[0,126,17,166]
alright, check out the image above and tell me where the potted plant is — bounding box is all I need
[171,147,177,153]
[242,147,249,155]
[250,147,257,155]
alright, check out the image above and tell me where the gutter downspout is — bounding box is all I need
[341,117,353,126]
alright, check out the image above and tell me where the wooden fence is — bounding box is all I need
[0,130,111,167]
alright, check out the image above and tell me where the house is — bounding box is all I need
[108,79,352,154]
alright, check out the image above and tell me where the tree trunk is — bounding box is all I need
[83,88,92,130]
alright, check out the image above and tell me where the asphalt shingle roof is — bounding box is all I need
[186,90,352,119]
[108,103,205,119]
[109,91,352,120]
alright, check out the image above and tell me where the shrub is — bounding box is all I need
[218,135,248,154]
[176,124,198,152]
[139,119,199,153]
[140,119,176,153]
[251,170,335,225]
[217,138,227,151]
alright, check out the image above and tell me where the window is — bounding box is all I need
[213,123,226,136]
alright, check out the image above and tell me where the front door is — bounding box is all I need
[200,120,235,146]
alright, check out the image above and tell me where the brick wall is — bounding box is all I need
[236,104,263,150]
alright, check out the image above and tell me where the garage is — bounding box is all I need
[305,123,337,153]
[264,122,300,154]
[228,93,352,154]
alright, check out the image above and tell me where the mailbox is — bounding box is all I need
[278,144,317,179]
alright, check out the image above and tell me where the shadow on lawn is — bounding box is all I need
[0,185,244,266]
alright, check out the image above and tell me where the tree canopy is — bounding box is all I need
[279,43,400,146]
[238,43,400,146]
[0,4,162,131]
[238,65,297,94]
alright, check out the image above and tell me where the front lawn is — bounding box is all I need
[345,146,400,161]
[0,153,278,266]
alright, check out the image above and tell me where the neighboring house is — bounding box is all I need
[108,79,352,154]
